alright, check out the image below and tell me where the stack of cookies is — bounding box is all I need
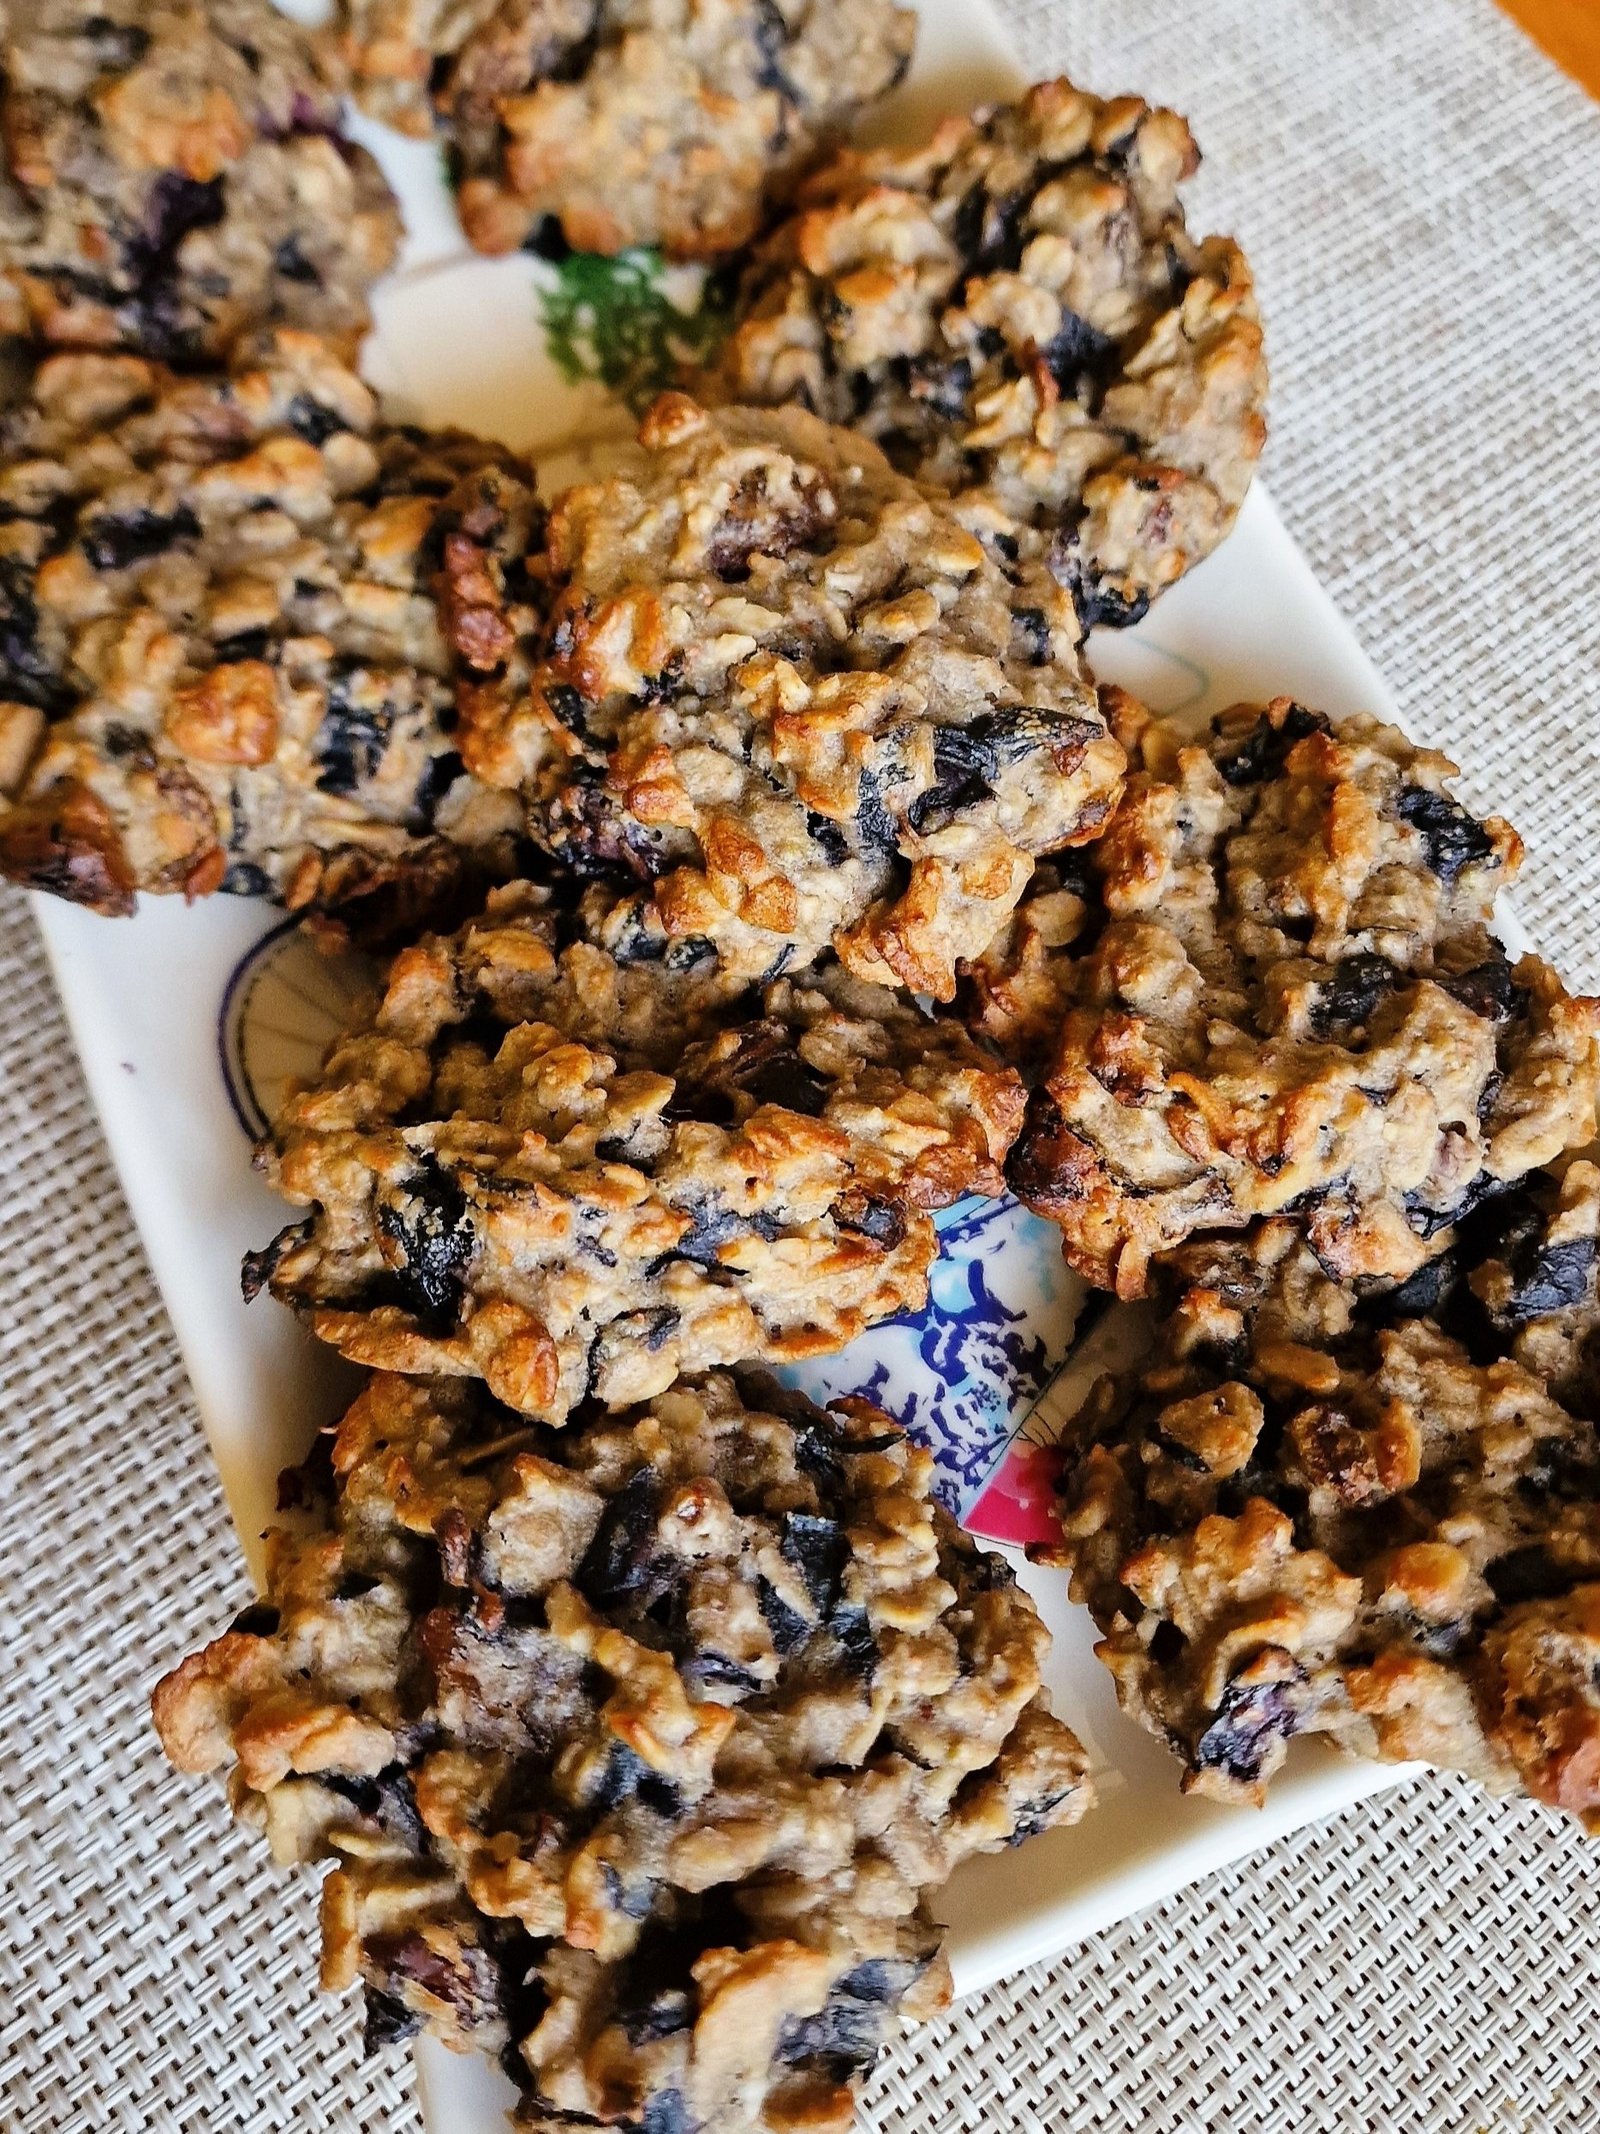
[2,3,1593,2128]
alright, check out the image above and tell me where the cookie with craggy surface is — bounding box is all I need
[154,1369,1092,2122]
[996,697,1600,1294]
[450,392,1125,1000]
[245,881,1025,1420]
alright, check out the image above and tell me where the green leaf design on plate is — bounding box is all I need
[538,248,732,412]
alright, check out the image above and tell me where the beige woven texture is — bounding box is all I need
[5,0,1600,2126]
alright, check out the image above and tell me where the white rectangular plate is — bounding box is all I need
[29,5,1492,2124]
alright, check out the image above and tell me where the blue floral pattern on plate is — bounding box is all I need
[778,1194,1089,1518]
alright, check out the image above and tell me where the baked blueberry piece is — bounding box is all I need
[331,0,916,258]
[715,77,1267,629]
[0,332,536,924]
[0,0,400,362]
[995,696,1600,1293]
[154,1369,1092,2119]
[1045,1209,1600,1827]
[245,882,1026,1420]
[451,391,1125,999]
[1469,1158,1600,1423]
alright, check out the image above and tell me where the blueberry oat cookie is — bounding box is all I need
[0,332,535,922]
[245,884,1026,1420]
[0,0,400,363]
[1045,1216,1600,1825]
[352,0,917,260]
[716,77,1267,630]
[454,393,1125,999]
[153,1369,1092,2117]
[1001,697,1600,1294]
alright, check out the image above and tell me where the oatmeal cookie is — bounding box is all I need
[348,0,917,259]
[153,1369,1092,2114]
[451,393,1124,999]
[1000,697,1600,1293]
[716,77,1267,629]
[244,885,1026,1421]
[0,333,537,923]
[0,0,400,363]
[1047,1217,1600,1824]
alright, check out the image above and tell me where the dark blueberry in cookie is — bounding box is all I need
[1485,1546,1577,1606]
[241,1216,316,1302]
[1488,1235,1597,1328]
[273,236,323,284]
[1211,702,1327,786]
[1005,1091,1086,1218]
[287,391,351,445]
[903,351,975,422]
[639,2090,694,2134]
[215,627,276,664]
[1011,604,1055,665]
[616,1982,694,2047]
[1404,1167,1513,1242]
[828,1602,879,1678]
[81,16,153,67]
[1394,785,1495,885]
[950,180,1030,271]
[319,1766,427,1848]
[667,1202,763,1265]
[682,1650,766,1697]
[543,683,587,730]
[1040,309,1117,396]
[686,1026,830,1121]
[1310,953,1401,1036]
[361,1986,422,2053]
[314,677,394,795]
[1002,1778,1086,1845]
[750,0,801,101]
[779,1512,849,1616]
[1359,1253,1461,1327]
[1046,538,1151,632]
[576,1470,674,1609]
[414,748,466,824]
[612,1305,682,1354]
[854,765,900,851]
[1518,1431,1600,1499]
[1192,1660,1305,1783]
[375,1155,476,1328]
[1441,954,1528,1024]
[547,766,664,881]
[136,173,226,265]
[1391,1608,1473,1661]
[587,1739,683,1816]
[804,809,851,863]
[704,467,827,580]
[0,558,74,714]
[831,1190,908,1249]
[370,1928,508,2039]
[81,504,202,572]
[776,1979,889,2078]
[918,706,1101,825]
[757,1576,812,1654]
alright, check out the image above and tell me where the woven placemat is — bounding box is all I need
[6,1,1600,2127]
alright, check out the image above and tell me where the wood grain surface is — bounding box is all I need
[1499,0,1600,94]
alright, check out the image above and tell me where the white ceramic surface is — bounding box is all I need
[25,4,1527,2124]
